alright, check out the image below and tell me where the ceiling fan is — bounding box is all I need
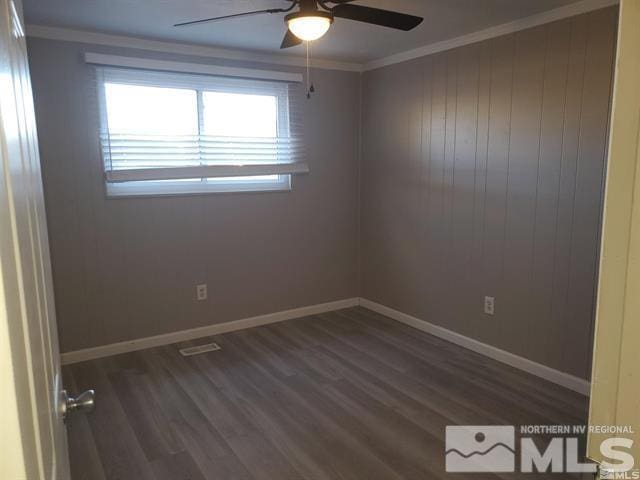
[174,0,423,48]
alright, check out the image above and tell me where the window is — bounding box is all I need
[94,61,305,196]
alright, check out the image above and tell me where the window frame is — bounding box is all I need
[90,56,304,198]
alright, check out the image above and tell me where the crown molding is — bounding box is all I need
[363,0,619,71]
[25,24,365,73]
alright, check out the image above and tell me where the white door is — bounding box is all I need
[587,0,640,476]
[0,0,71,478]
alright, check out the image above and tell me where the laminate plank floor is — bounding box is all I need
[63,307,590,480]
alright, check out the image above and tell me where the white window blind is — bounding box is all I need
[93,63,306,196]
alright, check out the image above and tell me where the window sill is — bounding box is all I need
[105,176,292,198]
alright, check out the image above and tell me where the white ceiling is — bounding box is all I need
[24,0,582,64]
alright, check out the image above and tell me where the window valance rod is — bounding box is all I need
[84,53,303,83]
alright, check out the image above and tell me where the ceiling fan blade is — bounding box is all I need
[331,4,423,31]
[174,8,286,27]
[281,29,303,49]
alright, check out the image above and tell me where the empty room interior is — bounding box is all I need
[2,0,640,479]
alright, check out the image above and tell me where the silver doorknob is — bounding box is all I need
[61,389,95,422]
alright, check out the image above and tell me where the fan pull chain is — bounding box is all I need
[306,40,315,99]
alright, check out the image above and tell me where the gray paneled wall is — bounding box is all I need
[360,7,617,380]
[28,39,360,353]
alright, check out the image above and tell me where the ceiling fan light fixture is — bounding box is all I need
[286,11,333,41]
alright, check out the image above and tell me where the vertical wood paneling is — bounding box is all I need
[481,35,514,344]
[419,57,433,308]
[403,59,427,308]
[502,26,546,357]
[441,51,459,324]
[564,7,617,376]
[469,42,492,340]
[529,21,572,368]
[425,53,447,320]
[360,7,618,379]
[549,15,588,370]
[451,45,479,331]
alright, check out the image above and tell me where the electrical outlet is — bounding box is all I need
[484,296,495,316]
[196,284,207,301]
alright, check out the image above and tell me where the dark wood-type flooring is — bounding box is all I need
[63,307,589,480]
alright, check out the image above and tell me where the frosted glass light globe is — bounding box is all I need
[287,15,332,41]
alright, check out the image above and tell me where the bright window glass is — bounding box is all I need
[104,84,198,136]
[202,91,277,138]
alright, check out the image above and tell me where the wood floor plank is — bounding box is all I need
[62,366,107,480]
[264,321,455,439]
[108,363,184,461]
[66,307,589,480]
[71,360,156,480]
[150,451,207,480]
[137,349,257,480]
[235,332,414,479]
[221,332,481,480]
[217,333,408,480]
[292,316,506,425]
[150,345,306,480]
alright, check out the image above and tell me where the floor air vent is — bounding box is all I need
[179,342,221,357]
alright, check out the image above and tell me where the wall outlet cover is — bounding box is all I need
[484,296,495,316]
[196,284,207,301]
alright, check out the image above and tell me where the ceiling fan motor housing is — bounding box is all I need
[285,0,335,25]
[299,0,326,13]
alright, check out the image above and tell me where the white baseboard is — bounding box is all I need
[61,296,591,396]
[60,298,359,365]
[358,298,591,396]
